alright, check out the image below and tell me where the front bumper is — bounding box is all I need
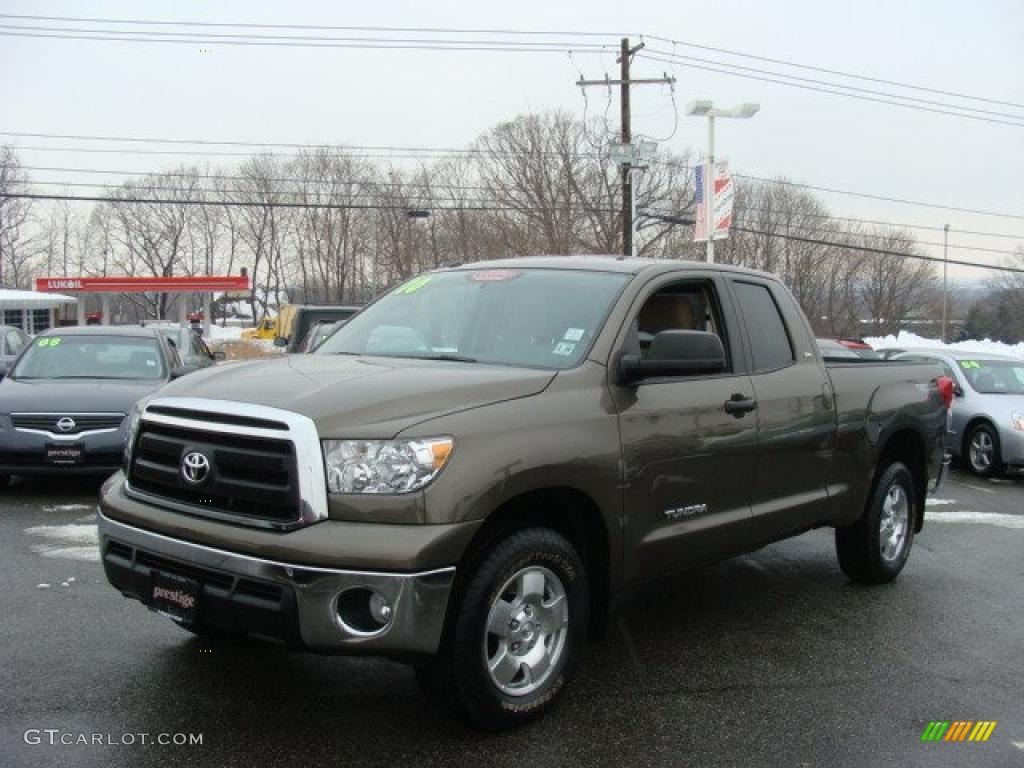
[998,426,1024,471]
[98,510,455,656]
[0,425,126,475]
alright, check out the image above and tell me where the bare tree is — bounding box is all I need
[0,147,37,287]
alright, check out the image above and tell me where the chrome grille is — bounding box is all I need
[12,412,125,435]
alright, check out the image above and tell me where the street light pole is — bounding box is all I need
[942,223,950,342]
[706,115,716,264]
[685,101,760,264]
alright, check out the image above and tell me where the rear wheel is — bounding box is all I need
[416,527,588,731]
[966,423,1002,477]
[836,461,916,584]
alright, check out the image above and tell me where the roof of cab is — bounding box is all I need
[442,255,779,280]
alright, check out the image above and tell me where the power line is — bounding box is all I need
[0,28,611,55]
[642,34,1024,110]
[1,191,619,215]
[0,130,600,157]
[0,23,610,49]
[640,210,1024,274]
[7,132,1023,222]
[739,206,1024,242]
[642,47,1024,122]
[731,172,1024,220]
[0,13,631,38]
[3,13,1019,113]
[637,52,1024,129]
[17,168,1024,243]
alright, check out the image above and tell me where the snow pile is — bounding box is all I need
[207,325,246,341]
[864,331,1024,359]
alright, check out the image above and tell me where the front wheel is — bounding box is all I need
[836,461,916,584]
[966,423,1002,477]
[417,527,588,731]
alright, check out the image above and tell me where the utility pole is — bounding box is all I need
[577,38,675,257]
[942,223,950,343]
[619,38,633,258]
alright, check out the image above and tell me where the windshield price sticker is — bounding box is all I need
[396,276,433,295]
[553,341,576,356]
[563,328,585,342]
[960,360,982,369]
[469,269,522,283]
[36,338,62,348]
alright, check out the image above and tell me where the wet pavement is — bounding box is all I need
[2,469,1022,767]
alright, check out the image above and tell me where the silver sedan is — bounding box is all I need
[891,349,1024,476]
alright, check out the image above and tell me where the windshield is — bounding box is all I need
[12,336,166,380]
[317,268,630,369]
[959,359,1024,394]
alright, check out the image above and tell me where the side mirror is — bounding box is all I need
[953,383,964,397]
[273,336,288,348]
[212,350,226,361]
[618,330,727,385]
[169,364,200,379]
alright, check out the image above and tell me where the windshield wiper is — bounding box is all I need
[414,354,478,363]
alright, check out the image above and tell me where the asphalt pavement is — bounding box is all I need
[1,469,1022,768]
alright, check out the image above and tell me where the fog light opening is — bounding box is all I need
[335,588,392,635]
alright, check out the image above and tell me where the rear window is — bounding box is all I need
[734,282,795,372]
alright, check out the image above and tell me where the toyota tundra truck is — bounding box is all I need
[98,257,952,730]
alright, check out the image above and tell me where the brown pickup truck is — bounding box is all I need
[98,257,952,730]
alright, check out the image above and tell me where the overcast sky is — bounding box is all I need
[2,0,1022,278]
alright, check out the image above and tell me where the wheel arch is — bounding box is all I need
[875,428,928,532]
[457,486,612,638]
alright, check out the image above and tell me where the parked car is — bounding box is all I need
[892,349,1024,476]
[99,258,950,730]
[818,336,881,359]
[817,338,863,360]
[145,323,223,369]
[0,326,198,483]
[298,320,342,353]
[0,324,31,379]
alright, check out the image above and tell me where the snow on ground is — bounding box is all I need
[864,330,1024,359]
[207,325,246,341]
[925,511,1024,529]
[24,523,99,562]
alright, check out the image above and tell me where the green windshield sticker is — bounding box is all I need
[396,275,432,295]
[36,338,62,348]
[960,360,981,369]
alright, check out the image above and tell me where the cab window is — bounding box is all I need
[628,280,731,374]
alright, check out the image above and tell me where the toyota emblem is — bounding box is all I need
[181,451,211,484]
[56,417,76,433]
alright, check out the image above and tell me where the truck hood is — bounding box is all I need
[154,354,557,437]
[0,377,164,416]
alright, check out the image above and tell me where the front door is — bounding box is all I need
[614,274,759,584]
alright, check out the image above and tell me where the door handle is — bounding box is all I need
[724,394,757,416]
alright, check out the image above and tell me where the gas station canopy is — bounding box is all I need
[35,275,250,293]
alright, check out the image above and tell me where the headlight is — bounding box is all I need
[323,437,453,494]
[1012,413,1024,431]
[123,402,145,469]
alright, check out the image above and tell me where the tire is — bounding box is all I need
[417,527,588,731]
[965,423,1002,477]
[836,461,916,584]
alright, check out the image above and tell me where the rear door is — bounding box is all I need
[614,272,759,583]
[728,278,834,544]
